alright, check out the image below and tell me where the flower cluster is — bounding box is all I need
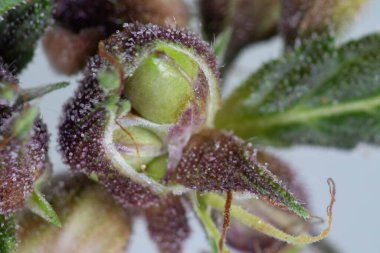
[3,0,375,252]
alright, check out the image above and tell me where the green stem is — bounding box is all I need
[203,192,334,245]
[191,193,231,253]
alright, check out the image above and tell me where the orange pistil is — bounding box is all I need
[115,119,143,170]
[219,190,233,253]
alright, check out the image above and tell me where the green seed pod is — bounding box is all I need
[59,23,220,208]
[15,174,131,253]
[0,0,52,73]
[200,0,281,65]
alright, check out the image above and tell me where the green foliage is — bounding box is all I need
[0,0,25,16]
[0,82,15,101]
[0,0,52,73]
[216,34,380,148]
[191,193,231,253]
[12,107,39,139]
[0,214,16,253]
[26,190,62,227]
[213,27,232,59]
[15,81,69,106]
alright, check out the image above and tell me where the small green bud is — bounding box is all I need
[116,100,131,117]
[15,174,131,253]
[98,68,121,92]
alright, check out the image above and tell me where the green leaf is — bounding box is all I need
[26,190,62,227]
[216,34,380,148]
[176,129,310,219]
[0,0,24,16]
[15,81,69,106]
[12,107,39,139]
[213,27,232,59]
[0,214,16,253]
[0,0,53,73]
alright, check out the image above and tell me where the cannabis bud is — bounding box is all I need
[43,0,113,74]
[281,0,368,49]
[0,0,52,73]
[15,174,131,253]
[213,151,309,252]
[59,23,220,208]
[144,195,190,253]
[44,0,189,74]
[52,0,115,33]
[58,25,312,253]
[59,23,310,224]
[200,0,280,65]
[115,0,189,28]
[0,60,50,214]
[43,25,104,75]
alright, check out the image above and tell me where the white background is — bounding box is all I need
[19,1,380,252]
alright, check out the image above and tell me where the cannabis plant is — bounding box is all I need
[0,0,377,253]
